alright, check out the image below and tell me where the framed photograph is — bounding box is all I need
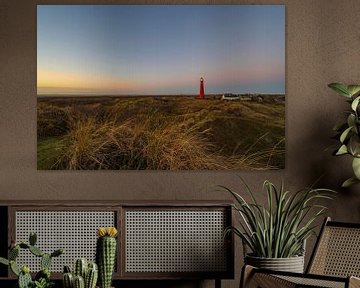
[37,5,285,170]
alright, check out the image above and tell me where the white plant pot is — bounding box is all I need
[245,254,305,273]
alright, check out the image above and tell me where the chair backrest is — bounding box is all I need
[307,217,360,277]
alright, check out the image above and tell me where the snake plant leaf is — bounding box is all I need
[342,177,360,188]
[351,96,360,111]
[347,85,360,97]
[222,180,335,258]
[336,144,348,155]
[340,127,353,143]
[328,83,351,97]
[352,157,360,179]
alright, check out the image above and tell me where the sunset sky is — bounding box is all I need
[37,5,285,95]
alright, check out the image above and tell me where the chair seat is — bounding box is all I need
[241,218,360,288]
[277,274,346,288]
[243,266,360,288]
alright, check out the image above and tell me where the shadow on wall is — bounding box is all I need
[292,109,360,220]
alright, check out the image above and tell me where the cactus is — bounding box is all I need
[18,270,32,288]
[85,263,98,288]
[0,232,63,288]
[51,248,64,258]
[96,227,118,288]
[41,253,52,270]
[29,245,44,257]
[63,272,74,288]
[74,258,88,279]
[64,265,72,273]
[74,275,85,288]
[35,268,51,282]
[10,260,20,276]
[9,246,19,260]
[29,232,37,246]
[63,260,98,288]
[19,243,30,249]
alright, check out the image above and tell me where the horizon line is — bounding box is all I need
[37,92,286,97]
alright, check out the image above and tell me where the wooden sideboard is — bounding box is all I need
[0,201,234,288]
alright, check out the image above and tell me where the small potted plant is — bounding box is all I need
[0,232,63,288]
[96,227,118,288]
[221,179,334,272]
[62,258,98,288]
[328,82,360,187]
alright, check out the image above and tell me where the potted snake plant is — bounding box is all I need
[222,179,334,273]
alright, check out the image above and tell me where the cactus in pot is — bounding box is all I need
[85,262,98,288]
[62,266,74,288]
[73,275,85,288]
[19,266,32,288]
[62,259,98,288]
[0,232,63,288]
[96,227,118,288]
[74,258,88,280]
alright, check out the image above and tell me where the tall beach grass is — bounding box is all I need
[37,97,285,170]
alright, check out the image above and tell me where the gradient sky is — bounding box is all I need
[37,5,285,95]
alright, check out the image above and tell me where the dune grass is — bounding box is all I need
[37,96,285,170]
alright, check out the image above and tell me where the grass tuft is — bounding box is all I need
[37,96,285,170]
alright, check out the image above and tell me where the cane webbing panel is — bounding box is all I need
[125,210,227,273]
[309,226,360,277]
[277,275,345,288]
[15,211,115,272]
[249,273,297,288]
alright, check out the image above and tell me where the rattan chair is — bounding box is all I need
[241,217,360,288]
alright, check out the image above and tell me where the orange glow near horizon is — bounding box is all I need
[37,68,207,95]
[37,69,137,94]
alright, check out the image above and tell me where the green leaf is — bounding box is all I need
[342,177,360,188]
[336,145,348,155]
[0,257,9,266]
[328,83,351,97]
[223,180,335,258]
[10,261,20,276]
[352,96,360,111]
[333,122,347,132]
[348,135,360,156]
[347,85,360,97]
[340,127,353,143]
[352,157,360,179]
[347,114,356,129]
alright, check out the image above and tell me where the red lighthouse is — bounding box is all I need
[199,77,205,99]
